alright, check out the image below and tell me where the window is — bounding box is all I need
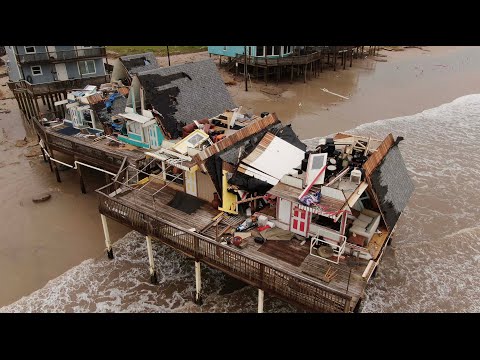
[78,60,96,75]
[283,46,292,55]
[256,46,264,57]
[267,46,274,56]
[31,65,42,76]
[24,46,36,54]
[127,121,141,135]
[223,46,227,51]
[273,46,281,56]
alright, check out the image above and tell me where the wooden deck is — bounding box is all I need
[33,117,147,173]
[115,179,220,231]
[96,179,375,312]
[367,225,389,260]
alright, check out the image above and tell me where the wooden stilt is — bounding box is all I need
[146,236,158,284]
[77,162,86,194]
[290,63,294,83]
[258,288,264,313]
[194,261,202,304]
[334,49,337,71]
[34,96,41,117]
[304,64,307,83]
[41,95,46,106]
[350,49,353,67]
[51,149,61,183]
[343,51,346,70]
[101,214,114,259]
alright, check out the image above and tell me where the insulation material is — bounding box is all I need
[218,170,238,214]
[241,132,304,181]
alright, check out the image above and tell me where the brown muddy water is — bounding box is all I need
[1,47,480,312]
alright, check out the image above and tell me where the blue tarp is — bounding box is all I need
[105,93,122,109]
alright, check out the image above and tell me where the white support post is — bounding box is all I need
[101,214,114,259]
[258,289,264,313]
[146,236,158,284]
[195,261,202,304]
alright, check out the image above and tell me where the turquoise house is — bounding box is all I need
[208,46,295,58]
[117,112,164,149]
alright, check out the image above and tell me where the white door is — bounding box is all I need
[55,63,68,81]
[290,206,309,237]
[185,170,197,196]
[47,46,57,59]
[278,198,291,225]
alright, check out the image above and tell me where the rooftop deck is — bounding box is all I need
[96,177,372,312]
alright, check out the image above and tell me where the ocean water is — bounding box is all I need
[2,94,480,313]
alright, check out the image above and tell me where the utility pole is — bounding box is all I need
[167,46,171,66]
[244,46,248,92]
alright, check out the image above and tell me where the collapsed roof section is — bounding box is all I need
[368,143,414,231]
[120,52,159,75]
[137,59,236,139]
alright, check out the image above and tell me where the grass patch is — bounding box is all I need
[106,46,208,57]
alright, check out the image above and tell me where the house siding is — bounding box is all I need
[6,46,21,81]
[208,46,294,58]
[15,46,47,55]
[22,63,56,84]
[66,58,106,79]
[208,46,245,58]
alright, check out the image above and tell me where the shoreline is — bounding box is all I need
[1,46,480,307]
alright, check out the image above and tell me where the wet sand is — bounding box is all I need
[0,70,130,307]
[1,46,480,308]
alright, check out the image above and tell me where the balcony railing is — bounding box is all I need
[16,47,106,64]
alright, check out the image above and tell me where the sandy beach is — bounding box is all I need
[1,46,480,308]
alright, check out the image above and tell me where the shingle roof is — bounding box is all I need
[137,59,236,139]
[120,52,159,75]
[369,144,414,230]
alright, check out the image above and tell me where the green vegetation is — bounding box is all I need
[106,46,208,57]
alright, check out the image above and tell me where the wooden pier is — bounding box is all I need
[95,170,385,313]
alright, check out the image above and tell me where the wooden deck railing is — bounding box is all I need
[96,182,353,313]
[234,47,358,67]
[31,117,126,171]
[7,76,110,96]
[16,47,107,64]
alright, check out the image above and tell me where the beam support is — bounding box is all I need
[258,288,264,313]
[146,236,158,284]
[101,214,114,259]
[194,261,202,304]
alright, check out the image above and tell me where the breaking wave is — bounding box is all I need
[2,94,480,312]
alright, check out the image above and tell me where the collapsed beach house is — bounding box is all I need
[29,58,413,312]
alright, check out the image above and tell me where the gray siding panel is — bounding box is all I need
[66,61,80,79]
[15,46,47,55]
[5,46,21,81]
[22,63,55,84]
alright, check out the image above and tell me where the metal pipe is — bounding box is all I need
[40,143,116,176]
